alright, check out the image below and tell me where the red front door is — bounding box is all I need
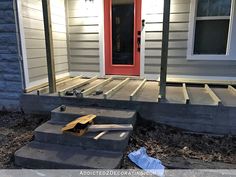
[104,0,142,76]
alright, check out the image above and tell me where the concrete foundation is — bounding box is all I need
[21,94,236,135]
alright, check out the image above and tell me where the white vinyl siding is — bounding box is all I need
[143,0,236,77]
[144,0,190,75]
[21,0,69,83]
[67,0,100,73]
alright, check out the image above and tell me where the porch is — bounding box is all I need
[21,76,236,135]
[17,0,236,135]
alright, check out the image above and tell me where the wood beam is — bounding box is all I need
[58,76,97,96]
[81,77,113,97]
[205,84,221,105]
[42,0,56,93]
[24,76,69,93]
[228,85,236,95]
[104,78,130,99]
[166,78,236,85]
[88,124,133,132]
[37,76,82,95]
[182,83,190,104]
[159,0,171,100]
[130,79,147,101]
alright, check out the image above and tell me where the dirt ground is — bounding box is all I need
[122,119,236,169]
[0,112,235,169]
[0,111,49,168]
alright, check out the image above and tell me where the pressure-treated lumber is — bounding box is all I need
[58,76,97,96]
[24,76,69,93]
[182,83,190,104]
[104,78,130,99]
[166,78,236,86]
[228,85,236,95]
[130,79,147,101]
[37,76,82,95]
[88,124,133,132]
[159,0,171,100]
[82,78,113,97]
[205,84,221,105]
[42,0,56,93]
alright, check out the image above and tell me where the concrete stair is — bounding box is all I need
[15,141,123,169]
[50,106,136,125]
[14,106,136,169]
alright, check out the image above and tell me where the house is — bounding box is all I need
[0,0,236,111]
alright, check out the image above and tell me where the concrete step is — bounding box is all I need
[15,141,123,169]
[34,121,131,152]
[50,106,136,125]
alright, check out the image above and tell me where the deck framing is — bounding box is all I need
[58,76,98,96]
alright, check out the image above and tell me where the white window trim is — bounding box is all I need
[187,0,236,61]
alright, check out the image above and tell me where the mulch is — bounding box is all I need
[0,111,49,168]
[0,112,235,169]
[122,119,236,169]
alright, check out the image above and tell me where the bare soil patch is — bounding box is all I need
[0,111,49,168]
[0,112,235,169]
[122,119,236,169]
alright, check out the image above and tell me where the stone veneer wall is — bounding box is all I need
[0,0,23,110]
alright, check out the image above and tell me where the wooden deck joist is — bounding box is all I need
[228,85,236,95]
[37,76,82,95]
[166,78,236,86]
[182,83,190,104]
[205,84,222,105]
[24,76,70,93]
[81,77,113,98]
[104,78,130,99]
[130,79,147,101]
[58,76,98,96]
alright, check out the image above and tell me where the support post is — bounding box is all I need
[42,0,56,93]
[159,0,171,100]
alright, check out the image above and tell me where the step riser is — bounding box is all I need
[15,156,122,169]
[14,106,136,169]
[34,131,130,152]
[15,156,85,169]
[14,142,123,169]
[50,112,136,125]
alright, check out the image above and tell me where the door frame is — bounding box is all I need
[104,0,142,76]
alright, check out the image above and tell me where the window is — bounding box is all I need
[192,0,233,55]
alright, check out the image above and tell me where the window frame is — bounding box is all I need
[187,0,236,60]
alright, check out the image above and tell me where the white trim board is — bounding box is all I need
[16,0,30,89]
[187,0,236,61]
[140,0,146,78]
[99,0,105,77]
[144,74,236,82]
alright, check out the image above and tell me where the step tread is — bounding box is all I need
[15,141,123,169]
[52,106,136,119]
[35,121,130,141]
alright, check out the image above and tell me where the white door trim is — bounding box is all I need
[99,0,105,77]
